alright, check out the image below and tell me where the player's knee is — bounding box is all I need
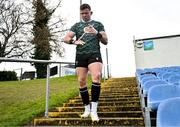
[78,78,86,86]
[92,72,101,80]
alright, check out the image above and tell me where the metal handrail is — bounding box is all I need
[0,57,74,117]
[0,57,74,64]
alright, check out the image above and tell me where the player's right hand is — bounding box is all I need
[74,40,85,45]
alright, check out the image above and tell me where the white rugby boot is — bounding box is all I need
[90,102,99,122]
[80,104,90,118]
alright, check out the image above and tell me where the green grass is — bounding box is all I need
[0,75,92,126]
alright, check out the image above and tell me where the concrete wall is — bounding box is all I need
[134,35,180,69]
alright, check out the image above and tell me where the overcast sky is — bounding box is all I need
[59,0,180,77]
[1,0,180,77]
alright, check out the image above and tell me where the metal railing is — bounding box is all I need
[0,57,74,117]
[0,57,110,117]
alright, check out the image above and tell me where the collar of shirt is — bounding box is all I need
[81,19,92,23]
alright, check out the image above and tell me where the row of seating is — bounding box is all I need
[136,66,180,127]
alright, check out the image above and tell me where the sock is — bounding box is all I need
[79,87,89,106]
[91,82,101,102]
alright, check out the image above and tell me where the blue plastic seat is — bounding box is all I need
[138,74,156,84]
[142,80,168,95]
[147,85,180,110]
[140,76,158,85]
[162,72,176,81]
[136,69,144,77]
[167,75,180,85]
[157,97,180,127]
[157,71,167,79]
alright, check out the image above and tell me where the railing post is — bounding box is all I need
[103,65,106,82]
[45,64,50,117]
[20,68,23,80]
[59,63,61,77]
[106,47,110,78]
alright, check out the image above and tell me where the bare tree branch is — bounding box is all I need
[0,0,33,58]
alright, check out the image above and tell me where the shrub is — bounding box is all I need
[0,71,18,81]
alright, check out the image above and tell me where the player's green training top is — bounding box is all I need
[70,20,105,55]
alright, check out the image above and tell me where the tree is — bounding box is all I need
[0,0,66,78]
[0,0,33,58]
[31,0,66,78]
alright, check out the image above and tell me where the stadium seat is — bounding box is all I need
[157,97,180,127]
[162,72,176,81]
[141,76,158,85]
[147,85,180,110]
[136,69,144,77]
[167,75,180,85]
[142,80,168,95]
[137,74,156,86]
[157,71,166,79]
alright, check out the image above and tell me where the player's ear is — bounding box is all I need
[91,11,93,15]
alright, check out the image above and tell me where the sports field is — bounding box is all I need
[0,75,91,126]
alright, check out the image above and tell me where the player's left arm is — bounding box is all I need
[98,31,108,45]
[88,24,108,45]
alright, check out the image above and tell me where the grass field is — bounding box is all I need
[0,75,92,126]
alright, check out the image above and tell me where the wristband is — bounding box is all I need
[97,32,102,39]
[69,39,75,44]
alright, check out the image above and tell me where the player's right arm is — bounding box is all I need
[63,31,85,45]
[63,31,75,44]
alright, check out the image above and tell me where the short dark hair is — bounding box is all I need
[80,4,91,11]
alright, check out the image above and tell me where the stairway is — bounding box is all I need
[34,77,145,126]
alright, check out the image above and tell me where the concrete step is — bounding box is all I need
[33,77,145,126]
[101,88,138,91]
[69,97,140,103]
[63,101,140,107]
[151,118,156,126]
[150,111,157,126]
[74,94,139,99]
[105,82,136,84]
[101,91,138,94]
[55,106,142,112]
[102,85,137,87]
[48,111,143,118]
[34,117,144,126]
[100,91,139,94]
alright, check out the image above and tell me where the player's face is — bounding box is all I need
[80,9,92,22]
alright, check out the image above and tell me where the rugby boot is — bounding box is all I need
[90,102,99,122]
[80,104,90,118]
